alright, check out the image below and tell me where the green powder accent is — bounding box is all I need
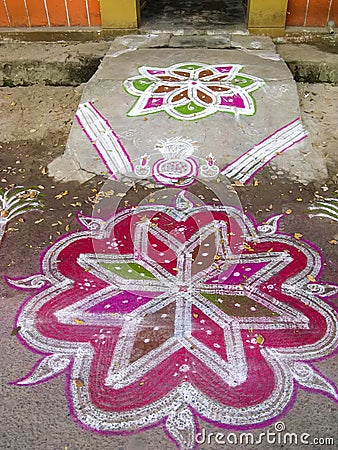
[101,262,157,280]
[311,200,338,221]
[230,76,254,88]
[178,64,202,70]
[175,101,205,116]
[201,293,277,317]
[133,78,153,92]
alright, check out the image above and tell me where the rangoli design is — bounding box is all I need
[309,196,338,223]
[124,62,264,120]
[76,102,307,186]
[76,102,134,180]
[0,186,43,244]
[221,117,307,184]
[9,194,338,449]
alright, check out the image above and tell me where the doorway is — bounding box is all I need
[139,0,247,33]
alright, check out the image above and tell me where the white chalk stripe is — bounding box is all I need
[309,213,338,222]
[43,0,51,27]
[3,0,11,26]
[23,0,31,27]
[223,120,304,177]
[221,119,306,183]
[76,104,127,171]
[309,201,338,211]
[313,198,338,204]
[77,108,129,174]
[76,102,133,177]
[224,120,303,171]
[230,130,305,182]
[85,0,91,27]
[309,203,338,219]
[64,0,70,27]
[234,121,304,171]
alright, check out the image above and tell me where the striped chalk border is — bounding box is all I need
[309,198,338,222]
[76,102,134,179]
[221,118,307,184]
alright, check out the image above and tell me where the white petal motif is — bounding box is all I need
[77,213,106,232]
[15,354,72,385]
[292,362,338,400]
[7,274,51,289]
[257,214,284,235]
[166,405,196,450]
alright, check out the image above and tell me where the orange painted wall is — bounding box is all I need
[0,0,101,27]
[287,0,337,26]
[1,0,336,28]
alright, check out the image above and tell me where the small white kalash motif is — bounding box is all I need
[76,102,306,186]
[200,153,220,178]
[134,153,151,177]
[152,137,199,186]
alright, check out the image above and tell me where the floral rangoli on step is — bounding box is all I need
[124,62,264,120]
[9,194,338,449]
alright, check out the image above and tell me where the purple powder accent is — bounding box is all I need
[86,291,159,314]
[206,262,268,285]
[220,94,245,108]
[147,70,166,75]
[223,263,267,284]
[144,97,164,109]
[215,66,232,73]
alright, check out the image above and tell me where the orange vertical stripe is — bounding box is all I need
[87,0,101,26]
[286,0,308,26]
[329,0,338,22]
[46,0,68,26]
[26,0,48,26]
[306,0,331,26]
[0,1,10,26]
[6,0,29,26]
[67,0,88,26]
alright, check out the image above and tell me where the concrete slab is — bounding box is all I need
[277,43,338,84]
[230,35,277,51]
[111,33,172,49]
[49,37,327,185]
[169,35,231,48]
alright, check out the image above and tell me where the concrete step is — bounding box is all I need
[49,34,327,185]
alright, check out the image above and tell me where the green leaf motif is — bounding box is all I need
[133,78,153,92]
[178,64,202,70]
[174,101,205,116]
[230,76,255,88]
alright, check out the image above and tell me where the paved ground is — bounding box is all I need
[50,35,327,185]
[0,38,337,450]
[140,0,246,33]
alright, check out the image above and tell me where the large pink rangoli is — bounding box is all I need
[9,195,338,449]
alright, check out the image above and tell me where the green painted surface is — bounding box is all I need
[174,101,205,116]
[101,262,157,279]
[133,78,153,92]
